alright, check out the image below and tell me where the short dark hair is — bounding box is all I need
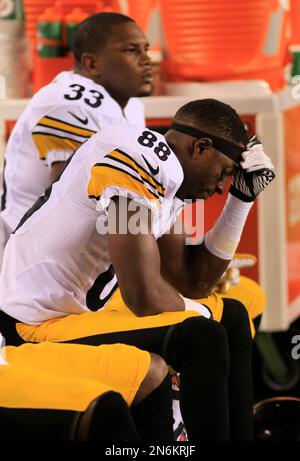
[173,99,248,146]
[73,12,135,67]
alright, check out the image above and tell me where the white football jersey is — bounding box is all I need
[0,71,145,233]
[0,124,184,325]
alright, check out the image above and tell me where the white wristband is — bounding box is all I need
[0,333,7,366]
[181,295,212,319]
[204,193,253,260]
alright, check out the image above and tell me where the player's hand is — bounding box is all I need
[214,253,257,294]
[229,136,275,202]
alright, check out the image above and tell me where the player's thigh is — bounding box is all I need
[5,342,151,407]
[16,308,201,343]
[0,361,114,411]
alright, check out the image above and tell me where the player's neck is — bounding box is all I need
[73,68,128,111]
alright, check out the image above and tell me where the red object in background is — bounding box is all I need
[147,119,170,129]
[33,55,74,91]
[5,122,16,142]
[160,0,290,91]
[111,0,158,31]
[290,0,300,45]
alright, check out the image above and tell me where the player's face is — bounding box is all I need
[192,148,237,200]
[95,22,153,106]
[176,145,237,201]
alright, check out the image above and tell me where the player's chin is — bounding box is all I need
[137,84,153,97]
[198,192,212,200]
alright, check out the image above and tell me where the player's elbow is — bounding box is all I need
[180,279,213,299]
[120,286,156,316]
[121,283,175,317]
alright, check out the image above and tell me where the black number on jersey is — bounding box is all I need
[86,265,118,311]
[154,142,171,161]
[138,130,171,161]
[84,89,104,108]
[138,131,157,148]
[64,85,104,108]
[64,84,85,101]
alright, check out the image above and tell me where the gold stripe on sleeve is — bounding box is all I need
[38,116,95,138]
[32,133,81,160]
[108,150,165,197]
[87,164,159,202]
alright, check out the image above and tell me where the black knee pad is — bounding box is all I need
[222,298,252,341]
[76,391,140,441]
[0,407,78,441]
[165,316,229,373]
[132,372,172,416]
[0,393,139,441]
[221,299,253,361]
[131,373,173,441]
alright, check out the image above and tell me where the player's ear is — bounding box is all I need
[193,138,213,157]
[80,53,103,77]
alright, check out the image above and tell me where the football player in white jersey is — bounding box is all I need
[0,99,276,441]
[0,12,151,237]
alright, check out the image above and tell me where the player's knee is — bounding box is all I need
[76,391,139,441]
[176,317,230,375]
[222,298,252,341]
[225,297,248,320]
[188,317,228,357]
[145,353,169,391]
[130,354,173,441]
[134,353,169,404]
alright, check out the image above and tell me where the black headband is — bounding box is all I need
[170,122,246,164]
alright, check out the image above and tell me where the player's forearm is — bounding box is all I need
[180,243,231,298]
[120,278,185,317]
[174,194,254,298]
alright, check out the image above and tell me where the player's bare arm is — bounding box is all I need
[157,223,229,299]
[107,197,185,316]
[50,161,67,182]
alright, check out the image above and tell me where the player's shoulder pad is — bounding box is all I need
[56,72,119,114]
[94,124,183,194]
[124,98,145,125]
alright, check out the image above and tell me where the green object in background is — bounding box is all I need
[291,48,300,78]
[65,8,89,54]
[66,22,79,53]
[37,20,64,57]
[0,0,23,20]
